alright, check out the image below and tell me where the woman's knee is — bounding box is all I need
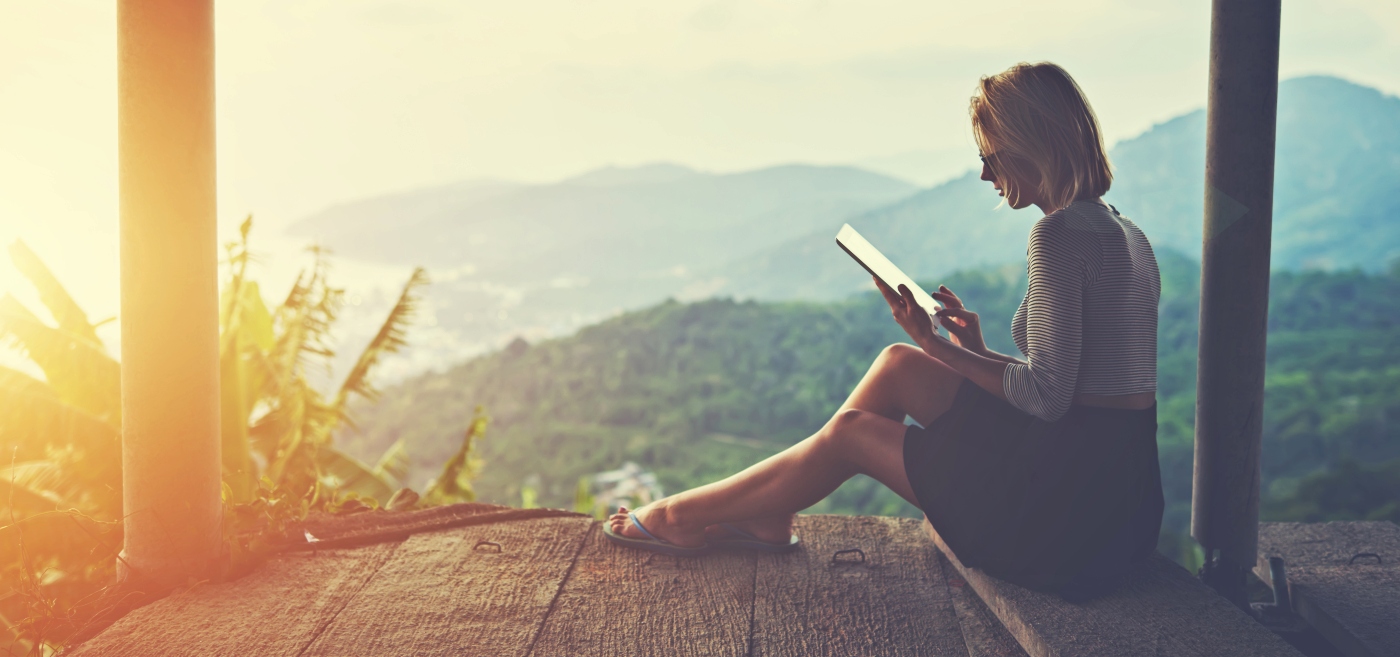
[876,343,923,370]
[817,408,878,455]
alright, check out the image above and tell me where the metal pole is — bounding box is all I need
[1192,0,1281,609]
[117,0,223,589]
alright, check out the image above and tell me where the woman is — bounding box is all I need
[606,62,1164,596]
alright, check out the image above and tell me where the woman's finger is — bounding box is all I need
[874,278,902,307]
[935,307,975,321]
[930,290,963,309]
[938,285,964,304]
[897,284,923,313]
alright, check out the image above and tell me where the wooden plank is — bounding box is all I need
[1256,522,1400,657]
[69,542,402,657]
[940,552,1029,657]
[527,522,757,657]
[303,516,592,657]
[750,515,969,657]
[925,518,1305,657]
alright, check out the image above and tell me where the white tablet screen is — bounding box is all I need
[836,223,942,328]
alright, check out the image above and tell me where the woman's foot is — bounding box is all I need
[608,502,708,548]
[704,515,795,545]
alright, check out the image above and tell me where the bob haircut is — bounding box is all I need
[970,62,1112,212]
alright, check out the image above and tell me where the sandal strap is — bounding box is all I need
[719,522,762,541]
[628,512,670,545]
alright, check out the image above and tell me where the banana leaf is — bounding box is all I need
[0,461,71,514]
[334,268,427,413]
[0,296,119,422]
[0,366,120,495]
[7,240,103,345]
[315,445,396,502]
[372,438,410,485]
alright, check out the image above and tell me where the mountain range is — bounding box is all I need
[291,163,919,364]
[720,75,1400,301]
[292,75,1400,367]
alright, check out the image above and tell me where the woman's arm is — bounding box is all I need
[920,331,1012,400]
[998,217,1090,421]
[876,280,1013,400]
[978,350,1026,365]
[927,285,1026,366]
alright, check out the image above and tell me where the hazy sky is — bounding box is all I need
[1,0,1398,328]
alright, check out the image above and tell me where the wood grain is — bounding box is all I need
[940,552,1029,657]
[68,542,402,657]
[1257,522,1400,657]
[749,515,970,657]
[926,518,1305,657]
[301,516,592,657]
[527,522,757,657]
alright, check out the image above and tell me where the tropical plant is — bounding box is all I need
[420,406,488,506]
[0,219,431,653]
[218,218,428,507]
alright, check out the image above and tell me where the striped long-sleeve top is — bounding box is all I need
[1003,199,1160,422]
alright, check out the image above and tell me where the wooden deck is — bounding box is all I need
[926,520,1307,657]
[69,512,1027,657]
[1256,522,1400,657]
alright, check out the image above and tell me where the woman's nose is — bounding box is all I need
[980,162,996,182]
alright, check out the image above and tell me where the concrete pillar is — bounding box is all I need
[1191,0,1281,609]
[117,0,223,588]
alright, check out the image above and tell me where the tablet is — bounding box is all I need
[836,223,942,329]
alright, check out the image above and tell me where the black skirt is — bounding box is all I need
[904,379,1163,595]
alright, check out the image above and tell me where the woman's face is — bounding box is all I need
[978,147,1040,211]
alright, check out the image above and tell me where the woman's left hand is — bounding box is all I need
[874,277,940,347]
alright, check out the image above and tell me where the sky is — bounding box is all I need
[0,0,1398,345]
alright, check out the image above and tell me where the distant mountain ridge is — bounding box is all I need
[293,75,1400,375]
[289,163,918,278]
[289,163,919,365]
[719,75,1400,301]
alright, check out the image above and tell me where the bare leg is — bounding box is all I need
[610,343,964,546]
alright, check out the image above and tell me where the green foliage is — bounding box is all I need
[0,224,447,653]
[1263,458,1400,523]
[573,476,602,519]
[216,219,430,505]
[421,406,488,506]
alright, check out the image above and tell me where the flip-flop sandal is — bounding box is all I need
[710,522,801,553]
[602,512,711,556]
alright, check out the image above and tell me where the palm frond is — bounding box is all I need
[422,406,488,505]
[219,217,254,352]
[0,461,72,515]
[218,263,275,503]
[6,241,101,347]
[315,446,396,502]
[268,257,343,390]
[371,438,410,485]
[334,267,428,413]
[0,365,57,401]
[0,296,120,422]
[0,367,120,452]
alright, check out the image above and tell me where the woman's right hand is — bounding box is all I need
[931,286,987,355]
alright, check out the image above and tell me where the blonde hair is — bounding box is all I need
[970,62,1112,211]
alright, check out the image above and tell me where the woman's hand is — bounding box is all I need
[875,277,938,347]
[931,285,987,355]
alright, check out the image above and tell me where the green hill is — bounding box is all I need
[344,254,1400,558]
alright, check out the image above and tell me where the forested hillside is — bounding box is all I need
[344,253,1400,564]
